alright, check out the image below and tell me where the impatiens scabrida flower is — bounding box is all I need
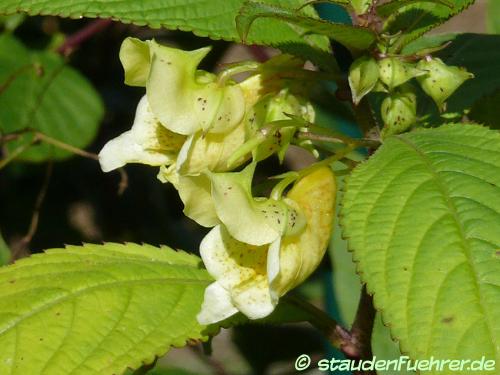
[101,38,319,229]
[99,95,185,172]
[417,57,474,111]
[120,37,245,135]
[197,167,336,324]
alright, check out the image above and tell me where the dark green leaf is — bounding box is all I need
[377,0,453,18]
[0,0,331,58]
[0,34,103,161]
[384,0,476,51]
[468,89,500,129]
[0,231,10,266]
[237,1,377,52]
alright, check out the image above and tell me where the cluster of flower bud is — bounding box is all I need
[98,38,336,324]
[349,53,473,138]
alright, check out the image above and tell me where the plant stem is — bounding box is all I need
[286,291,376,374]
[285,295,351,349]
[296,130,379,148]
[35,132,98,160]
[345,286,376,375]
[0,129,128,194]
[57,19,113,56]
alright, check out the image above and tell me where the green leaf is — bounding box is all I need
[0,231,10,266]
[372,314,414,375]
[0,0,331,60]
[376,0,453,18]
[0,34,103,161]
[236,1,377,52]
[487,0,500,34]
[329,177,361,326]
[0,243,213,374]
[383,0,475,51]
[468,89,500,129]
[341,124,500,368]
[0,14,25,32]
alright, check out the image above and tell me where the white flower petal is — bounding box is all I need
[98,95,184,172]
[197,282,238,325]
[200,225,275,320]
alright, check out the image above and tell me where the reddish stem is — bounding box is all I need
[57,19,113,56]
[247,45,269,62]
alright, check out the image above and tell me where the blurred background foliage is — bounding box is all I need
[0,1,497,374]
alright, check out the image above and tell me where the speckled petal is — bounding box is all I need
[208,164,305,246]
[199,225,275,321]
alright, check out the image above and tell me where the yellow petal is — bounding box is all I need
[177,122,247,175]
[269,167,336,296]
[208,163,305,246]
[119,37,151,87]
[158,164,219,228]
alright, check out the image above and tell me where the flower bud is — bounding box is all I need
[381,85,417,138]
[348,56,379,105]
[417,57,474,111]
[378,57,425,90]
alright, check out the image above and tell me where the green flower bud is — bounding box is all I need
[381,85,417,138]
[348,56,379,105]
[417,57,474,111]
[378,57,425,90]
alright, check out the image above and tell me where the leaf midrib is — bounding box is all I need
[394,134,497,356]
